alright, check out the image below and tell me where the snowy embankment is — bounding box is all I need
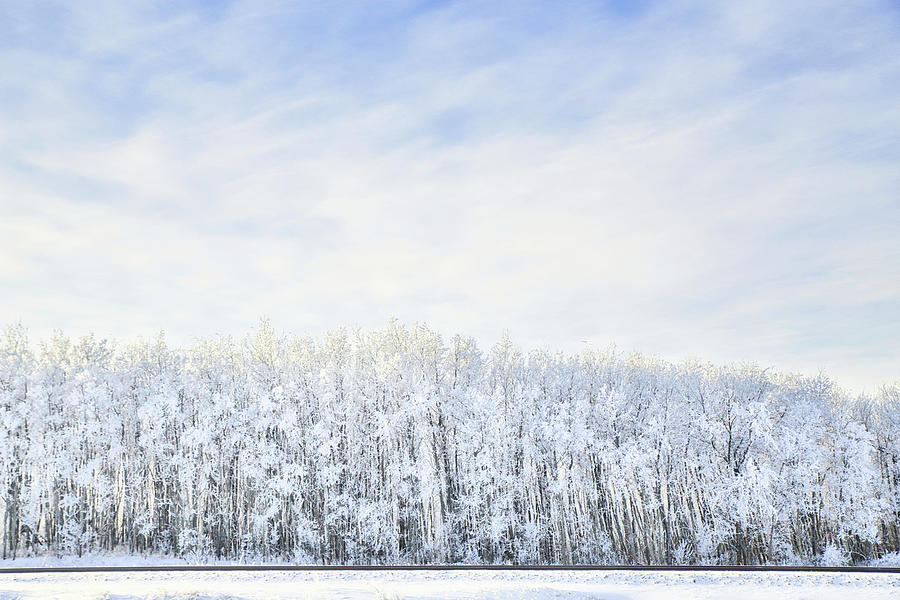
[0,568,899,600]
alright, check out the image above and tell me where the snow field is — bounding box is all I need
[0,569,898,600]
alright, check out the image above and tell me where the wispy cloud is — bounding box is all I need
[1,0,898,391]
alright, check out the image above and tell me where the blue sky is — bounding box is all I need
[1,0,898,391]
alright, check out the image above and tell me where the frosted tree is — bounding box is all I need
[0,321,897,565]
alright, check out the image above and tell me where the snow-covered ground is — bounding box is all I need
[0,568,898,600]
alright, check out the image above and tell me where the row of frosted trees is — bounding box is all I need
[1,321,898,564]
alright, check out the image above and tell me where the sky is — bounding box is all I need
[1,0,898,392]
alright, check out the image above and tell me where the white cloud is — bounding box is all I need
[1,0,898,392]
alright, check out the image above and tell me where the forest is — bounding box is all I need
[1,320,898,565]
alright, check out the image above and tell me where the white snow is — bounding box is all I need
[0,569,897,600]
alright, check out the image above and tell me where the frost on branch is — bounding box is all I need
[0,321,898,565]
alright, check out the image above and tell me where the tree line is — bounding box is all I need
[1,320,898,564]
